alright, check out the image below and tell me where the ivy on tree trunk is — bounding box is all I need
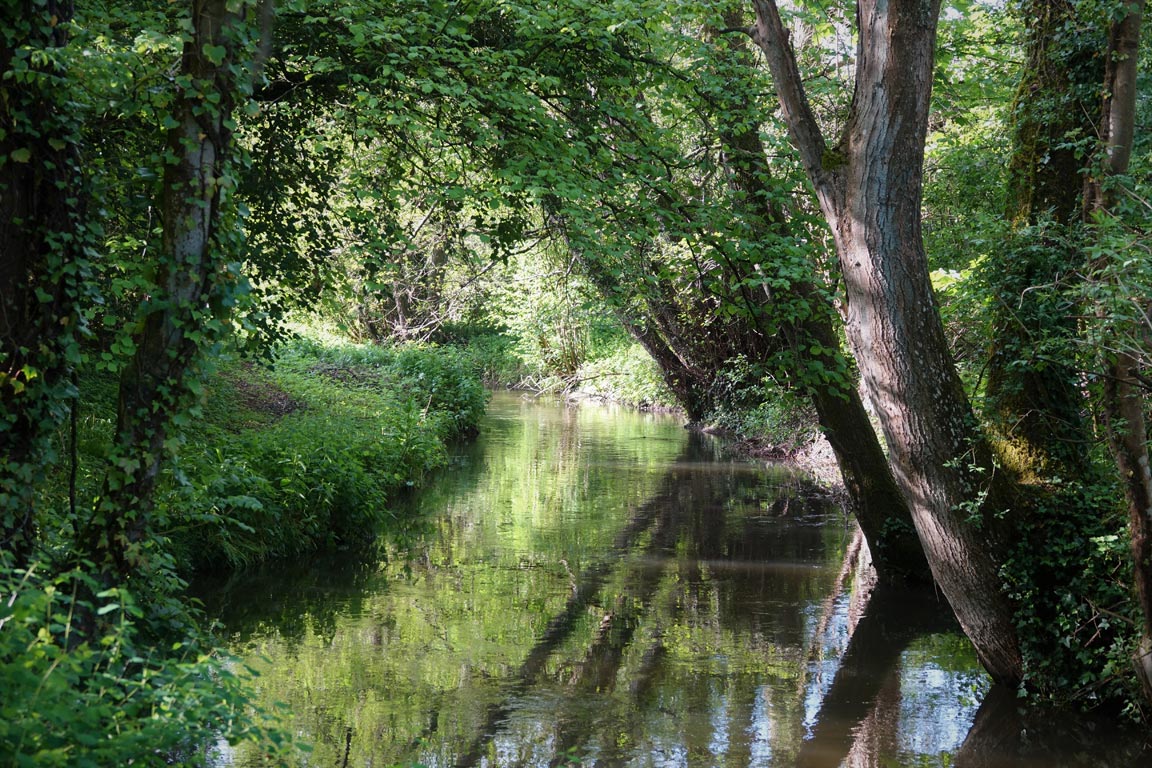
[80,0,272,579]
[0,0,86,569]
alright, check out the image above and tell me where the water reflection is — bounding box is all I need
[199,392,1149,767]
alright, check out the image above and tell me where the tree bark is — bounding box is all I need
[750,0,1024,683]
[1085,0,1152,704]
[80,0,270,577]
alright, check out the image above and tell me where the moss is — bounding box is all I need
[821,147,847,171]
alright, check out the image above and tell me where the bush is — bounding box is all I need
[384,344,489,434]
[573,343,676,409]
[166,334,487,571]
[0,565,291,767]
[703,355,818,448]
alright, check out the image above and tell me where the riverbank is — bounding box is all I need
[0,328,492,765]
[169,330,489,572]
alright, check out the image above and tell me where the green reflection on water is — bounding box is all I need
[203,392,990,768]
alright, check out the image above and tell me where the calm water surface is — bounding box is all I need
[200,392,1150,767]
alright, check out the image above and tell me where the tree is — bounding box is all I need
[77,0,274,578]
[0,0,89,569]
[501,2,930,581]
[706,8,928,582]
[748,0,1024,682]
[983,0,1102,481]
[1084,0,1152,703]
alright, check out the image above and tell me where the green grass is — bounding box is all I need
[165,332,489,571]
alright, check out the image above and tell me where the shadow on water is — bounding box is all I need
[200,393,1151,768]
[952,686,1151,768]
[795,583,959,768]
[449,430,837,768]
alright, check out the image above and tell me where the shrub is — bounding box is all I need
[165,335,486,572]
[0,565,292,767]
[384,345,489,434]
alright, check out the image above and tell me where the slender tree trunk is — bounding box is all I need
[750,0,1024,683]
[627,317,714,421]
[80,0,270,577]
[1085,0,1152,703]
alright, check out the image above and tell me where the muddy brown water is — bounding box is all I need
[198,391,1150,767]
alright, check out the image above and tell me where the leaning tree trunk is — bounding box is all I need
[1085,0,1152,703]
[80,0,271,578]
[709,13,929,581]
[750,0,1024,683]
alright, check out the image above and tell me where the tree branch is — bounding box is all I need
[747,0,830,190]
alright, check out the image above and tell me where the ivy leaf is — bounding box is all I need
[10,148,31,163]
[203,43,227,65]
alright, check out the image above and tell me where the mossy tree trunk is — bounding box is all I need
[80,0,272,578]
[984,0,1102,482]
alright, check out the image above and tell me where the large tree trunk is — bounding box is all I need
[0,0,82,568]
[1086,0,1152,703]
[710,26,929,581]
[984,0,1101,481]
[750,0,1024,683]
[80,0,270,577]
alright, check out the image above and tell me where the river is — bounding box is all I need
[198,391,1150,767]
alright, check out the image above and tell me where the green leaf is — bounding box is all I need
[10,148,31,163]
[203,44,227,65]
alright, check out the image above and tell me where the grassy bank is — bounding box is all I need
[1,327,488,766]
[167,330,488,571]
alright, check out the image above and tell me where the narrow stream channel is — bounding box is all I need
[199,391,1150,767]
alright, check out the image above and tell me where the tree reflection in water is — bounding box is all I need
[199,393,1150,768]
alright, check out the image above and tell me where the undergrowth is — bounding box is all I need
[0,562,293,766]
[167,332,488,571]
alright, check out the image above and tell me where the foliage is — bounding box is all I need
[164,332,488,571]
[1,0,1150,748]
[571,343,677,410]
[1003,481,1142,709]
[1081,185,1152,358]
[438,325,527,388]
[0,564,293,767]
[0,0,97,566]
